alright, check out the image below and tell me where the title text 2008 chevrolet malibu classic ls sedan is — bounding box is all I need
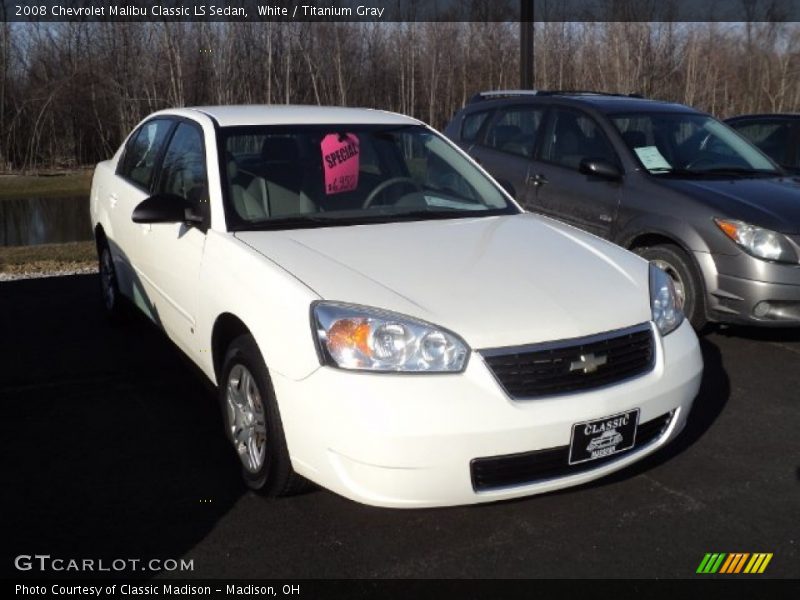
[89,105,703,508]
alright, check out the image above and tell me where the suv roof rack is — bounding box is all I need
[535,90,644,98]
[468,89,643,103]
[468,90,540,103]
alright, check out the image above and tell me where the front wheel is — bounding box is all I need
[219,334,306,496]
[635,244,707,330]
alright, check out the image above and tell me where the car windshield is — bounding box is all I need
[611,112,780,177]
[219,124,517,230]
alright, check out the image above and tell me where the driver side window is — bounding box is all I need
[540,109,619,170]
[118,119,173,190]
[156,123,209,216]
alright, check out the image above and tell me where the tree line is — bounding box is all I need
[0,21,798,172]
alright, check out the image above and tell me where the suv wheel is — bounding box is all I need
[636,244,707,331]
[220,334,307,496]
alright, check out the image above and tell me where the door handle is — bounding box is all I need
[527,173,548,187]
[108,193,118,208]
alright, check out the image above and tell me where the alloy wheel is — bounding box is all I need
[225,364,267,473]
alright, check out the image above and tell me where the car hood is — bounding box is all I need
[235,214,651,349]
[655,176,800,234]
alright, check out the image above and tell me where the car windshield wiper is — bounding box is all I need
[691,167,779,178]
[380,208,492,221]
[232,207,503,231]
[233,213,346,231]
[648,168,701,177]
[649,167,778,178]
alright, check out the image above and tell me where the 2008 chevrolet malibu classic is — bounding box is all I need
[89,105,703,508]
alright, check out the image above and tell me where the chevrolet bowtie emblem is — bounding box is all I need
[569,352,608,374]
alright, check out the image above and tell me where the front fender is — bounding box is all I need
[195,231,323,384]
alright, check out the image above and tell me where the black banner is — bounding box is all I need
[5,0,800,23]
[5,579,800,600]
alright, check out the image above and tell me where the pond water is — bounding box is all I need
[0,196,92,246]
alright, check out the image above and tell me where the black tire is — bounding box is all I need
[635,244,707,330]
[219,333,306,496]
[97,240,126,323]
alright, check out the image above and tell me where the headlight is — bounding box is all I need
[714,218,798,263]
[650,264,684,336]
[312,302,469,372]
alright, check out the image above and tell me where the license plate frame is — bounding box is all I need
[568,409,639,465]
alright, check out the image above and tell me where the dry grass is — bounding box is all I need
[0,170,93,200]
[0,241,97,274]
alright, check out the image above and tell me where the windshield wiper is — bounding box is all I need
[648,168,699,177]
[231,207,502,231]
[692,167,778,178]
[233,214,346,231]
[649,166,777,178]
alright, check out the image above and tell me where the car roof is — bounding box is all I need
[726,113,800,121]
[467,92,697,115]
[559,94,696,114]
[156,105,422,127]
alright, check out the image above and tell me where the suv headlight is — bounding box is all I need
[714,218,798,263]
[650,264,684,336]
[312,302,469,372]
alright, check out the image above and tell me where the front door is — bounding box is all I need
[111,118,175,305]
[136,121,209,355]
[527,107,622,239]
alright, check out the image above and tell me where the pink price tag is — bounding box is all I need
[321,133,360,195]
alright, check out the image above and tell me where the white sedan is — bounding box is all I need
[90,105,703,508]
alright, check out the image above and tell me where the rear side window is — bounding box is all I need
[461,111,491,143]
[540,109,618,169]
[483,106,544,158]
[730,120,791,167]
[118,119,173,189]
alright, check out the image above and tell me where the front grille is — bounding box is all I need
[471,412,673,492]
[480,323,655,399]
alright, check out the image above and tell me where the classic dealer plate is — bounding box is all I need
[568,409,639,465]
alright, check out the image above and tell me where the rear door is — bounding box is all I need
[467,104,546,205]
[527,107,623,239]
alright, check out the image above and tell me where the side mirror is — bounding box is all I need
[132,193,199,224]
[579,158,623,182]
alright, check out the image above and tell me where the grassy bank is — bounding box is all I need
[0,170,93,199]
[0,241,96,275]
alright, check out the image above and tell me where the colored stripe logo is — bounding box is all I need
[696,553,773,574]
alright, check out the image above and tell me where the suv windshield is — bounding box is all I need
[612,112,780,177]
[219,124,517,230]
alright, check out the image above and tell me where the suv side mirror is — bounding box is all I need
[579,158,623,182]
[132,193,200,224]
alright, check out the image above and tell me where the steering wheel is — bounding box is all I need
[684,156,716,170]
[362,177,423,208]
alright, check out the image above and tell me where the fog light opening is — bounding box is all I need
[753,301,772,318]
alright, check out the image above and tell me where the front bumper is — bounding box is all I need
[273,320,702,508]
[698,250,800,326]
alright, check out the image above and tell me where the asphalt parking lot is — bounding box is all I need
[1,274,798,579]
